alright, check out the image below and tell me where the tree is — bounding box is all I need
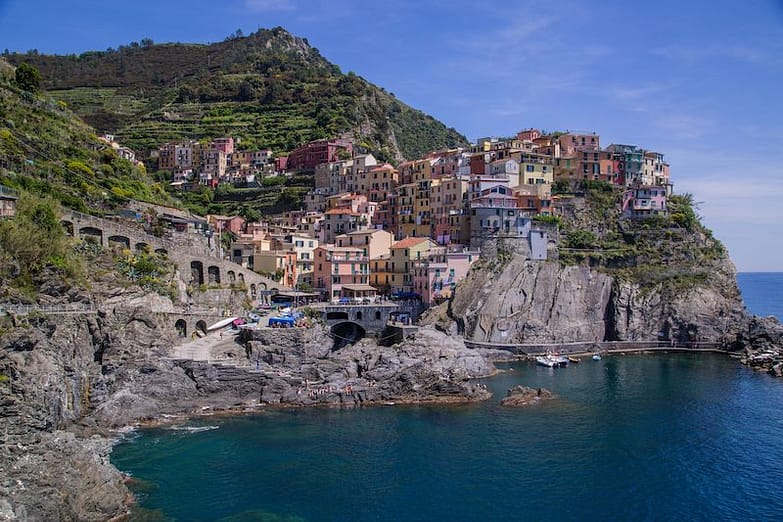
[238,204,261,224]
[13,62,42,93]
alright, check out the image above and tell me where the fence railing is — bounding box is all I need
[0,303,97,316]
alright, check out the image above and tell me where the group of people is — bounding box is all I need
[297,383,355,397]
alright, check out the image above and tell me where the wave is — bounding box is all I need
[166,425,220,434]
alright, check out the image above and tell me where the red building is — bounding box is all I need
[287,139,353,171]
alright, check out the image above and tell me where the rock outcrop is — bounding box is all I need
[0,292,496,519]
[500,385,555,407]
[428,254,748,347]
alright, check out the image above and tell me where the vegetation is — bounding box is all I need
[551,180,728,293]
[13,62,42,93]
[0,195,82,294]
[0,63,177,212]
[116,248,176,299]
[7,28,468,161]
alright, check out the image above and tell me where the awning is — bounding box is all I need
[341,284,377,292]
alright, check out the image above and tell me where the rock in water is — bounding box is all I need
[500,385,554,407]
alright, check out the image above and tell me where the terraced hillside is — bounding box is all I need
[0,59,174,212]
[7,28,468,162]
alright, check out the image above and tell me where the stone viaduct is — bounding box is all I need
[60,210,289,303]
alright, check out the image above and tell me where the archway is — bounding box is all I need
[135,242,150,253]
[195,320,208,334]
[191,261,204,285]
[356,311,363,321]
[250,284,257,298]
[155,248,168,256]
[60,220,74,236]
[208,265,221,284]
[228,270,236,283]
[79,226,103,245]
[326,311,349,321]
[375,311,381,320]
[108,235,130,249]
[330,321,366,350]
[175,319,187,338]
[238,273,245,284]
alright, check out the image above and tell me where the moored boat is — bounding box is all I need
[535,356,557,367]
[592,353,602,361]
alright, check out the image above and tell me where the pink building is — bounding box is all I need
[208,214,246,235]
[212,137,235,154]
[313,245,371,300]
[287,139,353,171]
[412,247,479,305]
[622,186,668,219]
[517,128,542,142]
[557,133,600,155]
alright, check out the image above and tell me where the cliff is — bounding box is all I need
[437,253,745,346]
[424,184,767,356]
[0,284,495,519]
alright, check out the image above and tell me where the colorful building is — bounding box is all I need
[313,245,370,300]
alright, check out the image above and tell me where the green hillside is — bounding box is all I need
[0,59,173,212]
[6,28,468,162]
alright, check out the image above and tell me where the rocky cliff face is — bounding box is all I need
[0,287,497,520]
[429,252,747,347]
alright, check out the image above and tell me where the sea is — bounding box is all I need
[111,273,783,521]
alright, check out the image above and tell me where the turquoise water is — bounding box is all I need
[113,355,783,521]
[112,274,783,521]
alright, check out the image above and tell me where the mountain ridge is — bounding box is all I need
[5,27,468,161]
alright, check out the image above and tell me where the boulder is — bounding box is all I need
[500,385,554,407]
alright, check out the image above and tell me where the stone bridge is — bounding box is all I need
[61,210,289,301]
[312,303,402,336]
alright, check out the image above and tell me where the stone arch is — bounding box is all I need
[175,319,187,338]
[108,235,130,249]
[375,310,381,320]
[330,321,366,349]
[326,311,349,321]
[191,261,204,285]
[238,273,245,284]
[195,320,208,334]
[135,242,150,253]
[250,284,257,298]
[228,270,236,283]
[79,226,103,245]
[258,282,267,290]
[356,311,363,321]
[155,248,168,256]
[208,265,221,284]
[60,220,74,236]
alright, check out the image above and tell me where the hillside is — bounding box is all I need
[0,59,173,212]
[5,28,468,162]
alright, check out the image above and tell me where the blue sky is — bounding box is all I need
[1,0,782,271]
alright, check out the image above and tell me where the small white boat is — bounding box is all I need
[207,317,239,331]
[536,356,557,367]
[592,353,602,361]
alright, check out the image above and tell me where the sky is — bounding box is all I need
[1,0,782,271]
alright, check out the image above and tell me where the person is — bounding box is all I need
[537,388,542,397]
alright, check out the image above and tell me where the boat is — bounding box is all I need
[592,353,602,361]
[207,317,239,331]
[568,356,580,364]
[536,352,569,368]
[535,355,557,367]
